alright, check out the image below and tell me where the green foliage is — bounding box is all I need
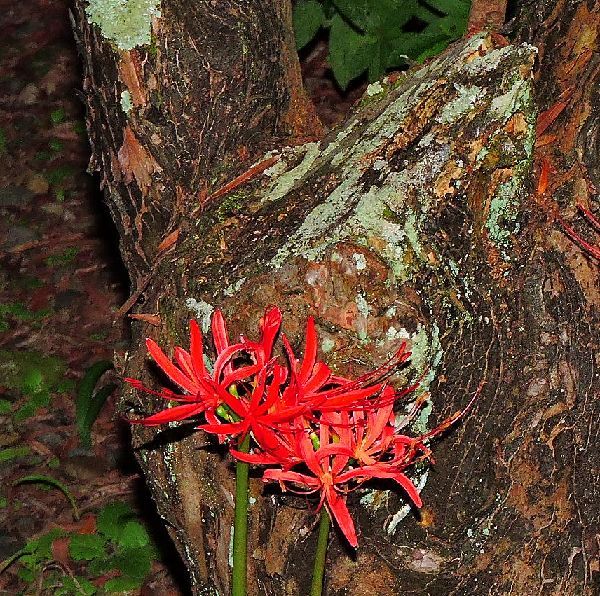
[48,138,64,152]
[45,246,79,267]
[0,128,6,154]
[55,575,96,596]
[0,350,70,420]
[44,161,74,199]
[76,360,116,448]
[0,302,51,332]
[293,0,471,89]
[14,474,80,520]
[103,575,141,593]
[69,534,107,561]
[293,0,326,49]
[50,108,67,124]
[97,502,136,542]
[2,501,159,594]
[0,446,30,464]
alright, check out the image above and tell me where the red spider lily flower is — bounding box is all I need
[327,394,397,466]
[259,421,429,548]
[261,424,359,546]
[198,363,305,442]
[281,318,414,413]
[126,308,284,427]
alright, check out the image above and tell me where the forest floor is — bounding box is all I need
[0,2,362,594]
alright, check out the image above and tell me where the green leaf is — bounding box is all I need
[97,502,135,542]
[114,546,152,580]
[76,360,114,448]
[328,13,376,89]
[103,575,142,593]
[385,30,448,65]
[87,554,116,576]
[117,521,150,550]
[333,0,417,33]
[0,446,30,463]
[425,0,470,19]
[48,139,64,152]
[35,529,65,559]
[14,474,80,520]
[0,528,66,575]
[56,575,96,596]
[79,383,116,449]
[0,399,12,414]
[17,566,35,582]
[293,0,325,49]
[69,533,107,561]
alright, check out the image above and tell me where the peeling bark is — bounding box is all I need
[75,0,599,594]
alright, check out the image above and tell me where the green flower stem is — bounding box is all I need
[310,507,331,596]
[232,433,251,596]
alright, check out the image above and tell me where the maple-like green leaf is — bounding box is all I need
[293,0,326,49]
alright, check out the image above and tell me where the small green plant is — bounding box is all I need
[0,302,51,332]
[50,108,67,125]
[0,502,158,594]
[0,446,31,464]
[48,138,64,152]
[45,165,75,201]
[45,247,79,267]
[293,0,471,89]
[0,350,73,420]
[76,361,116,449]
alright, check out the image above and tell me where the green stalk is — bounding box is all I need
[232,433,251,596]
[310,507,331,596]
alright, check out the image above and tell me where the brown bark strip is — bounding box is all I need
[467,0,508,34]
[118,52,148,107]
[117,126,162,194]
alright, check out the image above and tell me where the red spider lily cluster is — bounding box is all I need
[126,307,463,548]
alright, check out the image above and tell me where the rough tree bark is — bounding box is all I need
[73,0,599,594]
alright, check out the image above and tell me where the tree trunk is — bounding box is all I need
[73,0,599,594]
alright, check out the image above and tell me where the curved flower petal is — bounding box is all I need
[146,338,199,394]
[130,403,206,426]
[189,320,207,379]
[325,488,358,548]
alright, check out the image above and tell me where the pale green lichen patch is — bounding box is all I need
[408,323,443,397]
[490,75,532,121]
[355,292,371,340]
[120,90,133,114]
[486,177,521,254]
[353,253,367,271]
[436,84,486,125]
[223,277,246,298]
[365,81,384,97]
[484,100,536,257]
[263,143,320,203]
[185,298,214,332]
[321,337,335,353]
[85,0,161,51]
